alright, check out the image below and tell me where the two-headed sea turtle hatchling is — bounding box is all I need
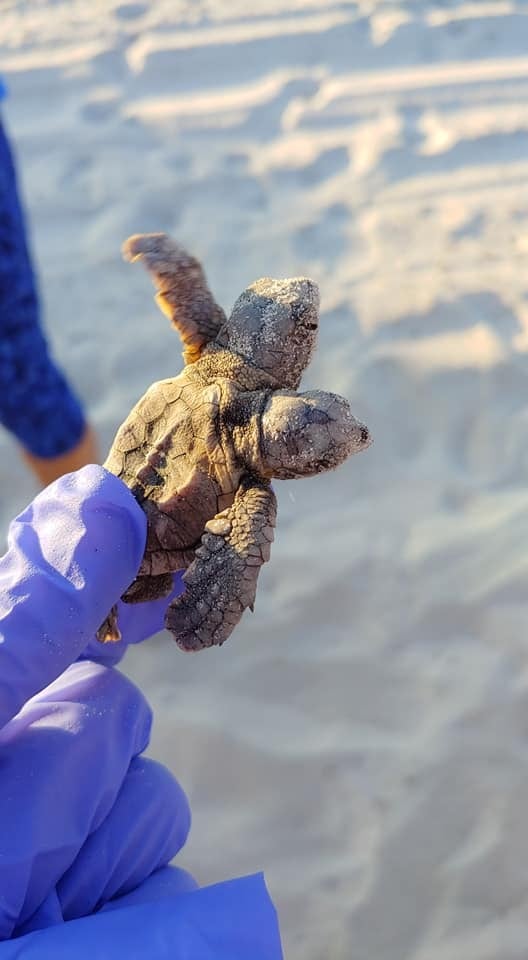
[97,233,371,651]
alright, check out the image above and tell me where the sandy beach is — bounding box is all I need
[3,1,528,957]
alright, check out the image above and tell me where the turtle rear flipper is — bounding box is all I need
[96,573,175,643]
[123,233,226,364]
[166,480,276,650]
[122,572,175,604]
[97,605,120,643]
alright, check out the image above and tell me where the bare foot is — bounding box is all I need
[21,424,99,487]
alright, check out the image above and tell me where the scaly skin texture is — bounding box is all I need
[97,233,371,651]
[123,234,226,364]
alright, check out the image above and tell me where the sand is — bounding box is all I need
[3,1,528,957]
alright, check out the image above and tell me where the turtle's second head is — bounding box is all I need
[224,277,319,388]
[258,389,371,479]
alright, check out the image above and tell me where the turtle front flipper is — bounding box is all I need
[123,233,226,364]
[166,479,277,651]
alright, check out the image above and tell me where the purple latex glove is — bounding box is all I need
[0,465,283,958]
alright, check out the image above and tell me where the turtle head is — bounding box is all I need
[259,389,371,479]
[223,277,319,388]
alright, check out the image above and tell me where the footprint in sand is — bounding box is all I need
[381,292,520,346]
[273,145,349,190]
[293,201,349,264]
[384,129,528,184]
[114,3,148,20]
[82,99,120,124]
[452,210,486,240]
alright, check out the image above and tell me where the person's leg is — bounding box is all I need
[0,117,98,485]
[20,425,99,485]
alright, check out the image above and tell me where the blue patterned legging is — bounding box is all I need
[0,119,85,457]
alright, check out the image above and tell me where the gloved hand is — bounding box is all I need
[0,465,283,958]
